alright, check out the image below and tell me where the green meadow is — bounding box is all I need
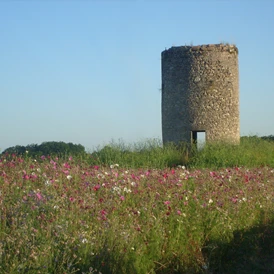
[1,136,274,273]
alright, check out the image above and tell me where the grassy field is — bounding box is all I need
[1,136,274,273]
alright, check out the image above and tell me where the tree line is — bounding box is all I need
[1,141,86,158]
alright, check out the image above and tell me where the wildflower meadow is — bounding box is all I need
[1,137,274,273]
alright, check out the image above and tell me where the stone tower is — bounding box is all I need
[161,43,240,146]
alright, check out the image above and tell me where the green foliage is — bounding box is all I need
[2,135,274,169]
[84,135,274,169]
[2,145,26,155]
[2,141,86,158]
[261,134,274,142]
[88,139,188,169]
[189,135,274,169]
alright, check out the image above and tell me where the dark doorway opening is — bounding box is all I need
[192,131,206,150]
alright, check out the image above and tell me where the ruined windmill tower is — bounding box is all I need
[161,43,240,146]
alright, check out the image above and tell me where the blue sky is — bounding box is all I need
[1,0,273,152]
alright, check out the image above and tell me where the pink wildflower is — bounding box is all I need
[101,209,107,215]
[1,171,7,177]
[93,184,101,191]
[63,162,71,169]
[62,169,69,175]
[145,171,150,176]
[100,209,107,220]
[36,192,42,200]
[210,171,216,177]
[31,173,37,179]
[231,197,238,203]
[23,174,30,180]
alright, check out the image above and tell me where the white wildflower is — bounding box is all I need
[208,199,213,204]
[112,186,121,194]
[81,238,88,244]
[67,175,72,180]
[123,187,132,193]
[97,174,105,179]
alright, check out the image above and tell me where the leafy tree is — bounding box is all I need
[2,145,27,156]
[261,135,274,142]
[2,141,86,158]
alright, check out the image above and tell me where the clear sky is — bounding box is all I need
[1,0,273,152]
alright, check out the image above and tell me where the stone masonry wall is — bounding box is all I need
[161,43,240,145]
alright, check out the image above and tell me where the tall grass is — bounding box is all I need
[189,136,274,169]
[87,138,188,169]
[86,136,274,169]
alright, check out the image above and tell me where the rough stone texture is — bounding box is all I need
[161,43,240,145]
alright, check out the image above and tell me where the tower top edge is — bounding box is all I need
[162,43,238,54]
